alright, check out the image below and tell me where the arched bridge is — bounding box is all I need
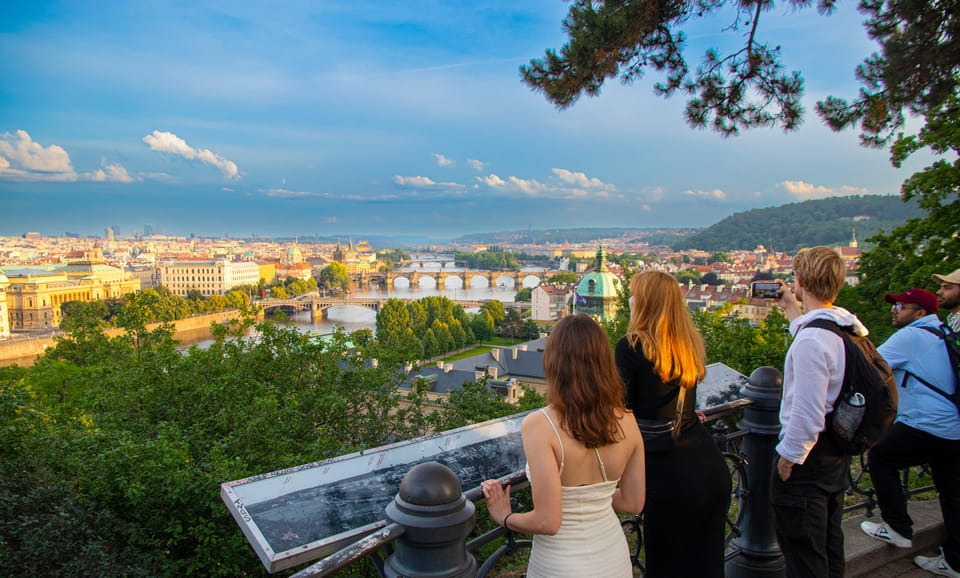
[352,269,550,291]
[257,294,497,319]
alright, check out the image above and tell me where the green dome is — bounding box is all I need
[577,269,621,298]
[573,246,623,322]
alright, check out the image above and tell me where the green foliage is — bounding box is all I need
[673,195,922,252]
[692,305,791,380]
[455,249,520,270]
[514,287,533,302]
[546,271,579,284]
[318,262,351,292]
[480,301,506,328]
[843,98,960,342]
[521,0,810,134]
[524,0,958,143]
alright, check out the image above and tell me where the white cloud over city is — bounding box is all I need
[0,130,135,183]
[142,130,239,179]
[780,180,870,200]
[684,189,727,200]
[477,167,620,200]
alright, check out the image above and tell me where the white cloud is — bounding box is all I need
[780,180,869,200]
[395,175,437,187]
[83,161,135,183]
[142,130,239,179]
[467,158,486,172]
[259,187,318,198]
[477,174,505,187]
[393,175,465,190]
[684,189,727,200]
[433,153,454,167]
[0,130,77,181]
[552,168,614,191]
[477,169,622,200]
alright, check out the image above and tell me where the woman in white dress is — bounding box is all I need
[482,314,646,577]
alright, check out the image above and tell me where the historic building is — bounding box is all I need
[531,283,574,321]
[1,248,140,331]
[573,246,622,322]
[332,240,377,274]
[276,245,313,281]
[0,271,9,338]
[160,260,260,297]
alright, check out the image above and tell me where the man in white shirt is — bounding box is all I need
[772,246,866,578]
[933,268,960,332]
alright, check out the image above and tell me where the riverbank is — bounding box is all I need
[0,310,245,367]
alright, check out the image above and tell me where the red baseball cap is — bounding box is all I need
[884,288,939,314]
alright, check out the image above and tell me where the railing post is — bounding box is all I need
[726,366,785,578]
[383,461,477,578]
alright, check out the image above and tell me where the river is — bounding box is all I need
[178,283,528,350]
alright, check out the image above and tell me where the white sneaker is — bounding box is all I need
[915,551,960,577]
[860,520,913,548]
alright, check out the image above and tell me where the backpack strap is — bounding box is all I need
[802,318,856,402]
[901,323,959,408]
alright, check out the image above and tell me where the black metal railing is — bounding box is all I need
[263,365,941,578]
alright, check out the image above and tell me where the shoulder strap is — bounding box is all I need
[539,408,565,474]
[901,323,959,404]
[801,318,856,402]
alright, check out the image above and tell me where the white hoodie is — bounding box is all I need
[776,306,869,465]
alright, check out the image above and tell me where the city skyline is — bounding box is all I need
[0,1,926,240]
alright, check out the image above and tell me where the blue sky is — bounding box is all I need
[0,1,924,240]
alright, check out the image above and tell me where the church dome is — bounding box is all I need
[573,246,622,322]
[576,247,621,299]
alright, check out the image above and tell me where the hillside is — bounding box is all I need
[671,195,921,252]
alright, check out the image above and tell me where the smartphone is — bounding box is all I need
[751,281,782,299]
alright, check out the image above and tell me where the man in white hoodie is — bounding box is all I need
[771,246,869,578]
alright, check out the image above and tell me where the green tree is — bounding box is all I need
[318,262,351,293]
[514,287,533,302]
[522,0,958,143]
[844,98,960,342]
[547,271,579,284]
[480,300,506,329]
[471,312,495,342]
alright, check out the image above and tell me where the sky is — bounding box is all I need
[0,1,927,241]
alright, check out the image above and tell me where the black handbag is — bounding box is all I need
[636,387,686,453]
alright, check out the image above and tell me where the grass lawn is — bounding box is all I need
[440,346,494,362]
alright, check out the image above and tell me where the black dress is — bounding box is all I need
[615,337,732,578]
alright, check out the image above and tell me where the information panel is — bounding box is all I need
[221,412,530,573]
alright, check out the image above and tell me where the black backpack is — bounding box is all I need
[805,319,898,455]
[902,324,960,413]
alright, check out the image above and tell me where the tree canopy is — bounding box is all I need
[522,0,960,142]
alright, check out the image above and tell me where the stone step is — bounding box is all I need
[845,500,944,577]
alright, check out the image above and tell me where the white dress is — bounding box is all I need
[525,409,633,578]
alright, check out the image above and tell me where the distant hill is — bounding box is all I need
[454,227,696,247]
[671,195,922,252]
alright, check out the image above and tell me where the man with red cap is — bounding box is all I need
[933,267,960,332]
[860,288,960,577]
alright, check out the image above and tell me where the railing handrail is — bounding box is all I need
[287,398,756,577]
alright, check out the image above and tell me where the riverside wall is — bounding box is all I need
[0,310,245,367]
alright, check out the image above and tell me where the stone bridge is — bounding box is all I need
[351,270,548,291]
[257,294,504,319]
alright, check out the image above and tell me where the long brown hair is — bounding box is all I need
[626,270,706,389]
[543,314,626,448]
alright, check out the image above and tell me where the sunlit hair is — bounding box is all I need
[793,246,845,303]
[626,270,706,389]
[543,314,626,448]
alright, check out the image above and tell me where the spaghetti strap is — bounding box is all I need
[539,408,565,475]
[593,448,608,482]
